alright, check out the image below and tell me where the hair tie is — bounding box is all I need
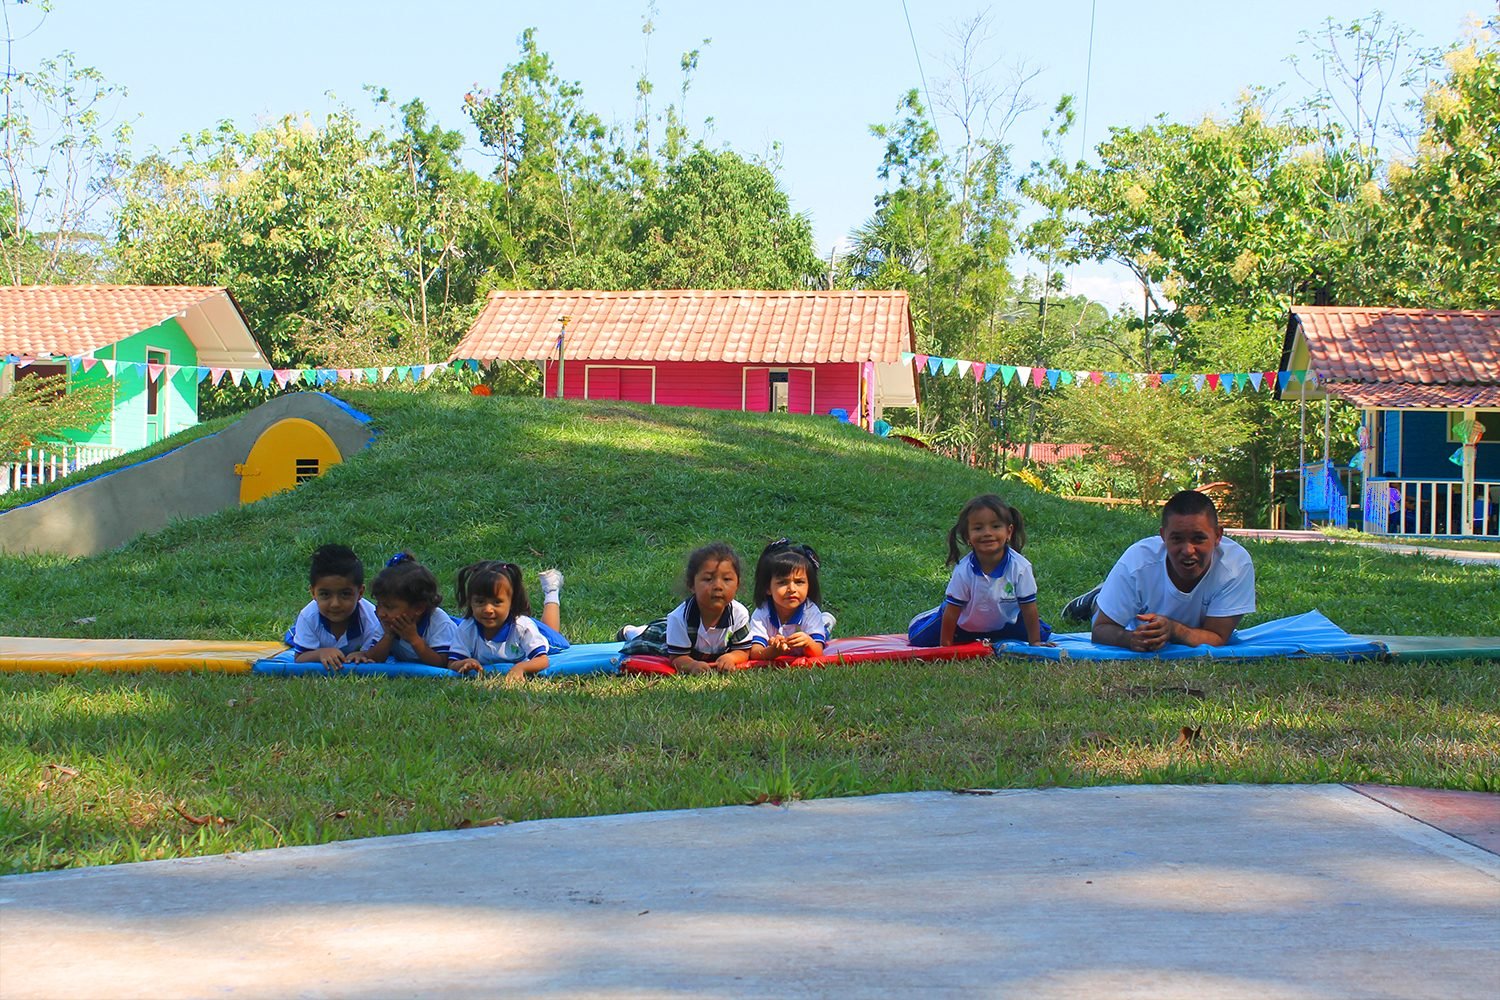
[797,544,821,570]
[386,552,412,568]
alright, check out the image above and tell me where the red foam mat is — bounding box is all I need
[620,634,994,675]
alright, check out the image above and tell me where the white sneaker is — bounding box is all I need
[538,568,563,596]
[617,624,645,641]
[822,612,837,635]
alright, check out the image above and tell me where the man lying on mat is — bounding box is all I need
[1062,489,1256,652]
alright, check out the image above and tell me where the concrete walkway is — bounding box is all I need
[2,785,1497,999]
[1229,528,1500,567]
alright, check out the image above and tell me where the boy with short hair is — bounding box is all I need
[1064,489,1255,652]
[286,544,384,668]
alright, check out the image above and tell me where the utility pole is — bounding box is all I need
[556,315,570,399]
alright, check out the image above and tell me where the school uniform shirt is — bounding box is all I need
[388,606,459,662]
[749,600,831,646]
[944,549,1038,633]
[665,599,753,661]
[449,614,548,667]
[287,598,382,654]
[1095,535,1256,632]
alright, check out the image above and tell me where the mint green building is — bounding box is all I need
[0,286,268,455]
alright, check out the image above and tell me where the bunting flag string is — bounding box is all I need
[5,349,1320,395]
[896,350,1316,393]
[0,353,514,389]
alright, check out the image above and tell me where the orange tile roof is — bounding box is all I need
[0,286,243,357]
[451,289,916,364]
[1322,383,1500,409]
[1284,306,1499,386]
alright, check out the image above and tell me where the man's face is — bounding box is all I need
[1161,511,1222,588]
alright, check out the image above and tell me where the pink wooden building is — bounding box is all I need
[450,289,918,426]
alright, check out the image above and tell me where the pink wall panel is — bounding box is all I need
[546,360,860,417]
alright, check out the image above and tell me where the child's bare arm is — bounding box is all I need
[671,654,709,674]
[939,603,962,646]
[713,649,751,670]
[296,647,344,667]
[503,654,550,685]
[1021,603,1051,646]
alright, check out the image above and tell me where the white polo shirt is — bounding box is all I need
[450,614,548,666]
[665,599,753,660]
[388,606,459,662]
[749,600,832,646]
[288,598,382,654]
[1095,535,1256,631]
[944,550,1038,633]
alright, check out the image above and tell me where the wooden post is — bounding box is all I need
[1461,407,1477,536]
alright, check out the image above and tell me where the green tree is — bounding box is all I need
[627,147,821,288]
[1,1,131,284]
[1044,381,1254,506]
[0,372,111,457]
[1372,24,1500,307]
[115,111,411,367]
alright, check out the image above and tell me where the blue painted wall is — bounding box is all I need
[1386,409,1500,479]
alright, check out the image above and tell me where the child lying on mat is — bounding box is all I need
[360,552,458,667]
[616,542,754,674]
[447,560,552,684]
[747,538,836,660]
[287,544,383,669]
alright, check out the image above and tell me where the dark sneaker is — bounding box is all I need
[1062,585,1101,623]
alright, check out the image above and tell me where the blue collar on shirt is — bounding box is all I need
[966,549,1010,579]
[764,601,806,631]
[319,606,365,639]
[487,620,513,644]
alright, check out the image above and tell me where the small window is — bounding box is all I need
[294,458,321,483]
[1448,410,1499,443]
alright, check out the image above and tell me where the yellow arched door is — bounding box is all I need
[236,417,343,504]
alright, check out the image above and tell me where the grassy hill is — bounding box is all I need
[1,391,1496,872]
[2,390,1494,638]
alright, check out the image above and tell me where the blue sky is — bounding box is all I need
[35,1,1486,307]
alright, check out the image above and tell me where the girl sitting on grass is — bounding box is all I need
[907,494,1052,648]
[448,560,550,684]
[747,538,835,660]
[361,553,459,666]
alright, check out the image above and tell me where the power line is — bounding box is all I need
[900,0,942,151]
[1080,0,1096,161]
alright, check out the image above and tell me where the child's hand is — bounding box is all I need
[450,658,483,677]
[386,611,419,640]
[504,664,528,686]
[783,631,817,651]
[712,653,748,671]
[317,648,346,670]
[1028,639,1057,647]
[765,635,790,657]
[674,658,709,675]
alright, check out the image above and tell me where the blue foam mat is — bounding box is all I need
[990,610,1387,662]
[252,640,625,678]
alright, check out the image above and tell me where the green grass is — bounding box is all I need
[2,390,1497,873]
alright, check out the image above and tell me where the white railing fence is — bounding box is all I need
[1362,478,1500,538]
[1,443,126,495]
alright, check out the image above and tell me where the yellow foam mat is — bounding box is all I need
[0,637,287,674]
